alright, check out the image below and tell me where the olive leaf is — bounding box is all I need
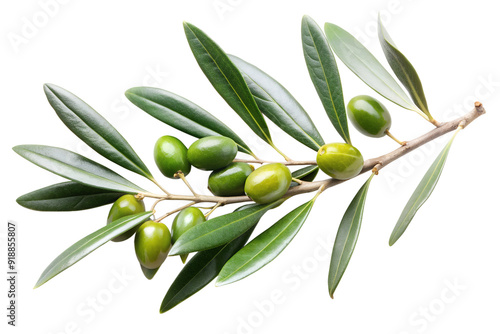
[44,84,153,180]
[169,199,284,255]
[141,265,159,280]
[125,87,254,156]
[389,129,461,246]
[216,199,315,286]
[324,23,423,116]
[228,54,325,151]
[16,181,128,212]
[13,145,146,194]
[291,165,319,187]
[35,211,153,288]
[183,22,273,146]
[160,212,258,313]
[302,16,351,144]
[377,17,432,120]
[328,173,374,298]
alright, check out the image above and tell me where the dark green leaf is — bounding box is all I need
[389,130,460,246]
[44,84,153,179]
[169,199,284,255]
[16,181,128,211]
[229,54,324,151]
[125,87,254,156]
[217,199,315,286]
[141,265,159,280]
[328,174,374,298]
[35,211,152,288]
[183,22,272,145]
[302,16,350,144]
[160,215,257,313]
[324,23,422,115]
[13,145,145,194]
[377,18,432,119]
[291,165,319,187]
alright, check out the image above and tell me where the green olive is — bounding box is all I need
[208,162,254,196]
[187,136,237,171]
[347,95,392,137]
[154,135,191,178]
[134,220,171,270]
[316,143,364,180]
[244,163,292,204]
[106,194,145,242]
[172,207,206,243]
[172,207,206,263]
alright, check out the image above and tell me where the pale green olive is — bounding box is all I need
[316,143,364,180]
[244,163,292,204]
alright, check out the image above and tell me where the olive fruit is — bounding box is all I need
[244,163,292,204]
[347,95,392,137]
[172,207,206,263]
[106,194,145,242]
[187,136,237,171]
[154,135,191,178]
[134,221,171,270]
[316,143,364,180]
[208,162,254,196]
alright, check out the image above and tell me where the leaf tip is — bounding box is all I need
[33,278,44,289]
[214,277,228,287]
[168,245,181,256]
[388,237,397,247]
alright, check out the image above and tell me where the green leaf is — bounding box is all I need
[125,87,254,156]
[302,16,350,144]
[141,265,159,280]
[35,211,152,288]
[13,145,145,194]
[328,173,374,298]
[16,181,128,211]
[291,165,319,187]
[324,23,422,115]
[217,199,315,286]
[160,214,258,313]
[389,130,460,246]
[183,22,272,145]
[377,18,432,119]
[44,84,153,179]
[228,54,325,151]
[169,199,284,255]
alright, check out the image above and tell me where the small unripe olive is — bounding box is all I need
[134,221,171,270]
[172,207,206,243]
[187,136,237,171]
[106,194,145,242]
[154,135,191,178]
[347,95,392,137]
[316,143,364,180]
[172,207,206,263]
[208,162,254,196]
[244,163,292,204]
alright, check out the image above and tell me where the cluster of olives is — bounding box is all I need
[104,95,393,278]
[105,136,293,278]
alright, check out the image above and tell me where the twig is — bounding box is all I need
[155,201,196,222]
[205,202,222,219]
[175,172,199,197]
[233,159,317,166]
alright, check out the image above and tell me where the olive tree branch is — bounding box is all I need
[140,103,485,206]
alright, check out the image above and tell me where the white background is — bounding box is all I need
[2,0,500,333]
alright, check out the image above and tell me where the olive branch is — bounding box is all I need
[14,15,487,313]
